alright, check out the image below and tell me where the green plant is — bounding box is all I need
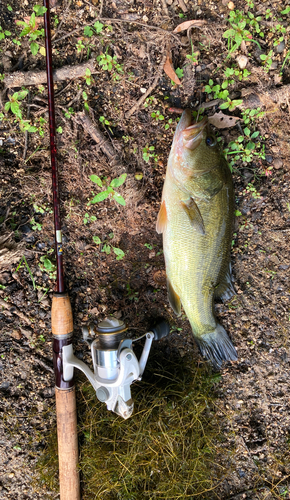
[97,49,124,77]
[39,256,57,279]
[64,107,74,119]
[204,79,229,100]
[93,234,125,260]
[265,8,272,19]
[84,68,93,85]
[260,50,273,72]
[83,213,97,224]
[151,110,165,122]
[30,217,42,231]
[0,26,11,40]
[15,256,36,290]
[16,5,47,56]
[223,128,264,171]
[244,182,262,199]
[171,67,183,85]
[241,107,265,124]
[126,283,139,302]
[143,96,155,108]
[84,21,104,37]
[224,66,251,82]
[76,39,85,53]
[144,243,153,250]
[186,42,199,66]
[88,173,127,206]
[143,145,158,164]
[82,91,89,112]
[219,97,243,111]
[4,90,28,120]
[223,9,262,57]
[281,6,290,15]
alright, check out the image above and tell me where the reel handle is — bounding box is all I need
[152,321,170,341]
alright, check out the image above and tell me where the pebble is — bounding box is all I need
[228,1,235,9]
[265,154,273,164]
[0,381,10,390]
[273,158,283,170]
[237,55,248,69]
[275,40,285,54]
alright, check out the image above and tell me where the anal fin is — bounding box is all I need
[167,278,181,316]
[214,262,235,302]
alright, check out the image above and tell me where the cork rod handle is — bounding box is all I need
[52,293,80,500]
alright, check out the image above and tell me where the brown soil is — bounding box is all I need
[0,0,290,498]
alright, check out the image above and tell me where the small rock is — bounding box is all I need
[140,88,147,94]
[265,155,273,164]
[237,55,248,69]
[0,381,10,391]
[275,40,285,54]
[270,61,278,70]
[228,1,235,9]
[273,158,283,170]
[166,0,173,4]
[270,254,279,265]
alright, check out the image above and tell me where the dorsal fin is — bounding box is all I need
[156,200,167,234]
[180,198,205,235]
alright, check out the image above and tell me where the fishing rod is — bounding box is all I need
[43,1,80,499]
[43,0,170,496]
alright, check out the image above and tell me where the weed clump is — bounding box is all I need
[78,349,223,499]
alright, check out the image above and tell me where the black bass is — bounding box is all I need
[156,110,237,369]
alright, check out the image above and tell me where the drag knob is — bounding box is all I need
[151,321,170,341]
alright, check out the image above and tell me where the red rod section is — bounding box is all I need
[43,0,65,293]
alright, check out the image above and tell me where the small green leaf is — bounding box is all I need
[94,21,104,33]
[113,193,126,206]
[244,127,251,137]
[110,173,127,188]
[33,5,47,15]
[90,175,103,187]
[219,102,229,110]
[113,247,125,260]
[93,235,101,244]
[20,26,32,37]
[84,26,93,37]
[235,210,242,216]
[251,131,260,139]
[4,102,11,112]
[90,191,109,203]
[30,42,39,56]
[56,126,63,133]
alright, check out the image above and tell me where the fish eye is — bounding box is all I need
[206,136,216,147]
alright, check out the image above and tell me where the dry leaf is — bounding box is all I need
[208,111,241,129]
[173,20,207,33]
[163,53,181,85]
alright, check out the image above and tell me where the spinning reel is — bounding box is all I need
[62,317,170,419]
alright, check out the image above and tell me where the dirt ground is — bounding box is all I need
[0,0,290,498]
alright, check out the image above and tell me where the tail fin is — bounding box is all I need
[194,323,237,370]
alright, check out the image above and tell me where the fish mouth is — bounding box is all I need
[182,116,208,151]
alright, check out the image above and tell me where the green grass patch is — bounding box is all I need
[37,349,225,499]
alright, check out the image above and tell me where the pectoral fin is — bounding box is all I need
[156,200,167,234]
[167,278,181,316]
[180,198,205,235]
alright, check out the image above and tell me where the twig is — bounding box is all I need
[52,0,72,40]
[0,298,31,324]
[3,59,95,89]
[160,0,169,16]
[125,50,167,118]
[75,111,120,164]
[53,17,176,44]
[178,0,188,12]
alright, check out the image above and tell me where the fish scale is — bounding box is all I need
[157,110,238,369]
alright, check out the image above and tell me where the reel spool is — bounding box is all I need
[62,317,169,419]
